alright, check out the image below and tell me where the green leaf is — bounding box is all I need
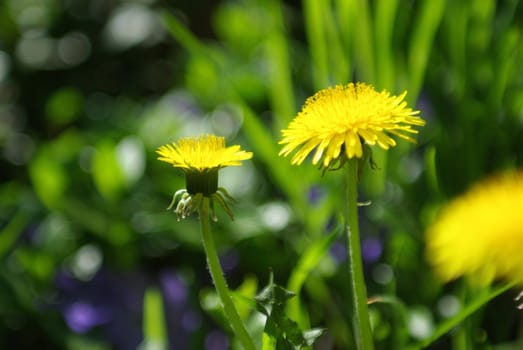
[255,274,325,349]
[45,87,84,126]
[91,139,125,201]
[29,147,68,210]
[140,288,167,350]
[0,211,26,259]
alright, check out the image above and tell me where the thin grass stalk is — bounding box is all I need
[265,0,295,132]
[303,0,330,89]
[142,288,167,349]
[374,0,399,90]
[333,0,353,75]
[348,0,376,83]
[407,0,447,104]
[408,282,515,350]
[322,0,351,83]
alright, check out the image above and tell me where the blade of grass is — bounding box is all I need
[264,0,296,132]
[141,288,167,350]
[286,229,340,327]
[489,28,519,109]
[236,101,303,205]
[161,11,217,61]
[237,100,331,238]
[407,282,515,350]
[348,0,375,83]
[323,1,351,83]
[442,0,468,100]
[303,0,330,89]
[374,0,399,90]
[408,0,447,103]
[333,0,353,76]
[424,146,440,196]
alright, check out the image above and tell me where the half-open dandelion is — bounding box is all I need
[156,134,252,220]
[426,171,523,285]
[279,82,425,170]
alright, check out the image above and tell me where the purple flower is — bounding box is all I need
[220,250,239,273]
[160,270,188,305]
[362,237,382,263]
[330,241,347,262]
[64,301,110,333]
[307,185,325,205]
[205,329,229,350]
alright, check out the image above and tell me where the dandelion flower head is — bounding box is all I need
[426,171,523,285]
[156,134,252,172]
[156,134,252,219]
[279,82,425,169]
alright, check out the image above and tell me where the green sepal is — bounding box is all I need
[185,169,218,196]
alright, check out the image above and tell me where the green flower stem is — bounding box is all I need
[199,197,257,350]
[345,159,374,350]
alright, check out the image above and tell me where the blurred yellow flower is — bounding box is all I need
[278,82,424,169]
[156,134,252,172]
[156,134,252,220]
[426,171,523,285]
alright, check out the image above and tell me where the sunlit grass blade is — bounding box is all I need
[161,11,215,60]
[238,101,331,238]
[424,146,440,196]
[299,0,356,86]
[347,0,375,83]
[140,288,167,350]
[236,101,304,206]
[489,28,520,109]
[407,282,515,350]
[407,0,447,103]
[323,2,351,83]
[333,0,352,70]
[442,1,467,99]
[264,0,295,132]
[303,0,330,88]
[374,0,399,90]
[262,332,276,350]
[286,229,339,327]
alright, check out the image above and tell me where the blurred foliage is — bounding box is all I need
[1,0,523,349]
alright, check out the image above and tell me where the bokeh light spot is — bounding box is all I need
[437,294,461,318]
[407,308,434,340]
[372,263,394,285]
[57,32,91,66]
[258,201,292,231]
[71,244,103,281]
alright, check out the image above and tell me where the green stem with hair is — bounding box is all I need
[345,159,375,350]
[199,197,257,350]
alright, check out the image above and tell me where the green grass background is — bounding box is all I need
[1,0,522,349]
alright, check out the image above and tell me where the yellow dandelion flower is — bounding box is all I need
[156,134,252,220]
[279,82,425,169]
[426,171,523,285]
[156,134,252,172]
